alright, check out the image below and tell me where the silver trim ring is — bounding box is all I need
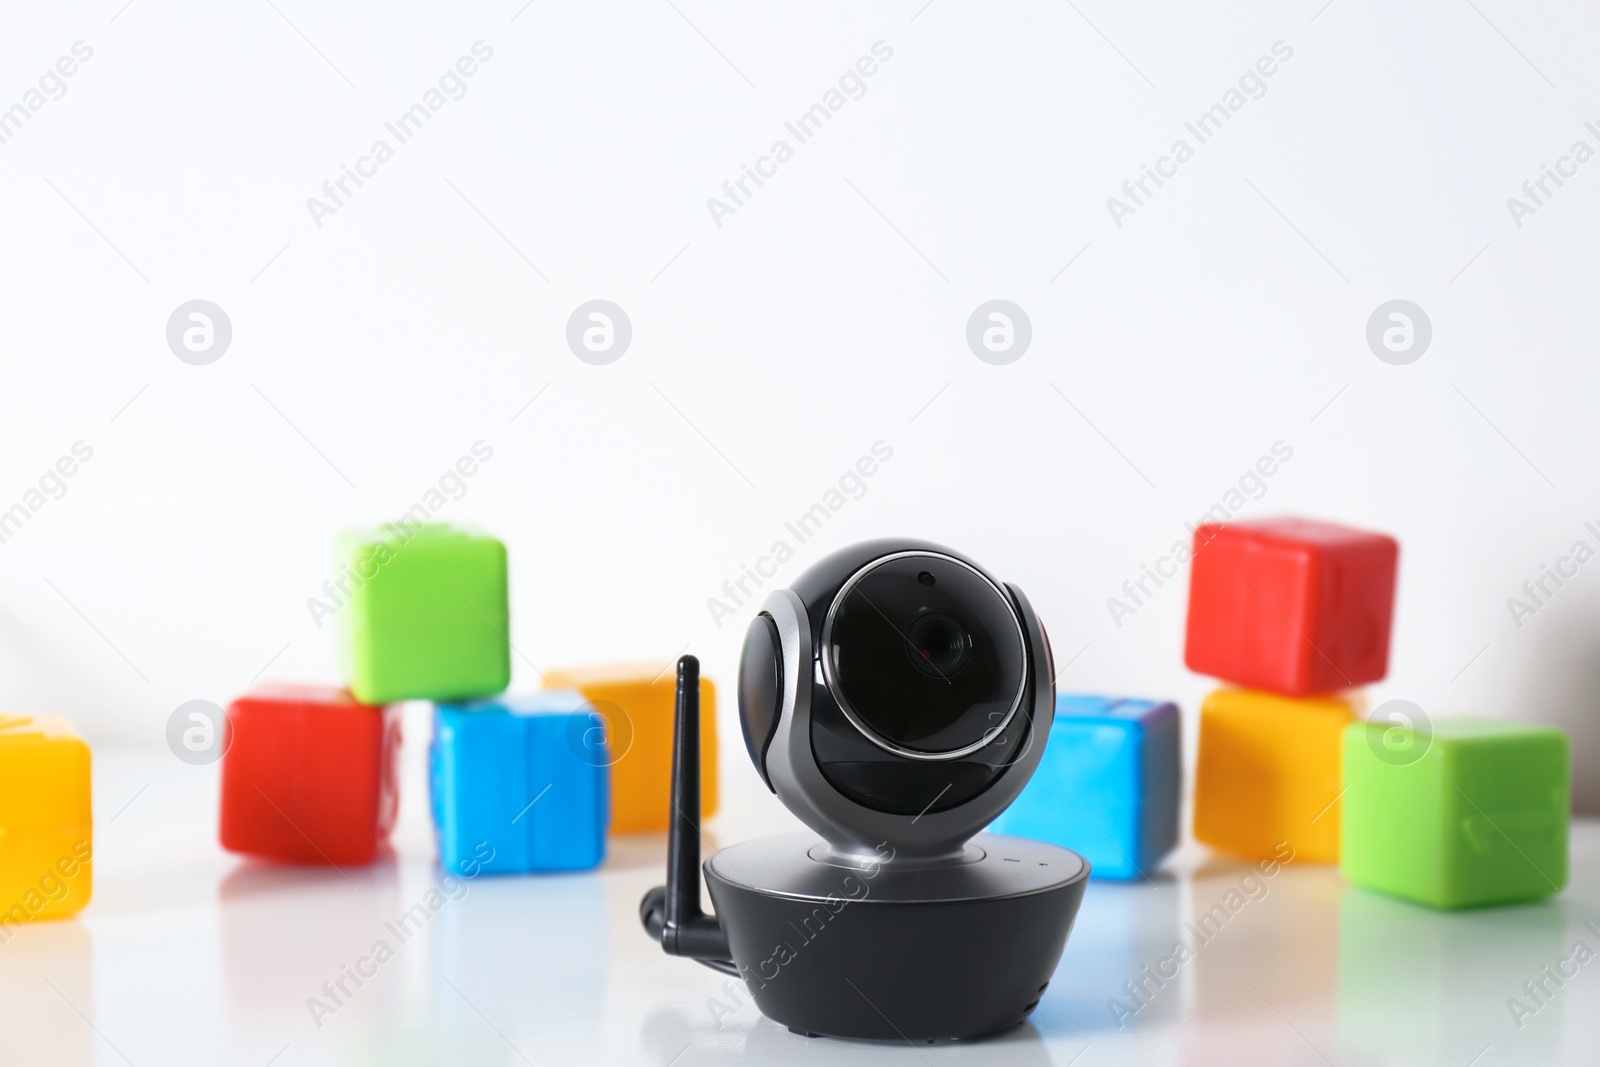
[818,550,1029,762]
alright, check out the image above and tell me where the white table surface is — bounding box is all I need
[5,737,1598,1067]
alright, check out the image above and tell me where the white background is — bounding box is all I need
[3,0,1599,810]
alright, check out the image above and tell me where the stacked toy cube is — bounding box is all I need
[218,684,401,865]
[1186,518,1398,863]
[217,522,719,875]
[336,525,511,705]
[1186,517,1569,909]
[430,693,608,875]
[219,523,611,874]
[218,525,511,866]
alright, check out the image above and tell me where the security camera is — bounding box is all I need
[739,538,1056,861]
[642,540,1089,1042]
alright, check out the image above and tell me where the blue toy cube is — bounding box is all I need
[992,694,1180,880]
[430,692,608,875]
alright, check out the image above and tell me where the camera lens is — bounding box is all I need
[822,552,1027,758]
[905,612,971,679]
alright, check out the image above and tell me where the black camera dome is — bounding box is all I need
[742,539,1049,820]
[821,549,1028,758]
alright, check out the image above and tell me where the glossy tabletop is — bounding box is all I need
[4,738,1598,1067]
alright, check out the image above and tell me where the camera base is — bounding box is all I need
[704,833,1089,1042]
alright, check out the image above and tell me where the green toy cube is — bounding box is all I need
[337,524,510,704]
[1340,718,1568,909]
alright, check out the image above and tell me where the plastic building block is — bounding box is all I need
[336,524,510,704]
[430,692,609,875]
[1184,517,1398,697]
[1341,718,1568,909]
[542,664,717,834]
[220,685,400,865]
[0,715,92,931]
[1193,688,1358,863]
[992,694,1180,880]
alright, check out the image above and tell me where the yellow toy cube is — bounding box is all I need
[0,715,93,935]
[543,665,717,834]
[1193,689,1357,863]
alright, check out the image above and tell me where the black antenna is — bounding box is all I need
[639,655,730,964]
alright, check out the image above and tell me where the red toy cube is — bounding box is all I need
[219,685,399,865]
[1184,518,1398,697]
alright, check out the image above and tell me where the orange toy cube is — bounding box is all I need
[1193,689,1358,863]
[0,715,93,933]
[543,664,716,834]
